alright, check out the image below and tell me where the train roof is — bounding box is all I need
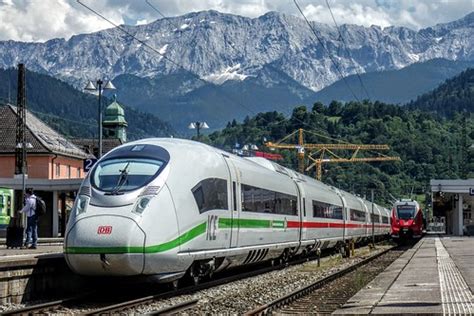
[112,138,389,212]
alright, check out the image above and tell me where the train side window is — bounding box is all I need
[303,198,306,217]
[371,214,381,223]
[350,209,366,222]
[312,200,343,220]
[382,216,389,224]
[241,184,297,216]
[232,182,237,211]
[191,178,228,213]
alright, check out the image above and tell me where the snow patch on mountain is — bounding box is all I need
[204,64,249,84]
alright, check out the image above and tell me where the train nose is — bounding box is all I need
[65,215,146,275]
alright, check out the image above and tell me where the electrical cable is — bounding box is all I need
[325,0,371,100]
[293,0,361,103]
[76,0,260,119]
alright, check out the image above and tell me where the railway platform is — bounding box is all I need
[0,243,88,305]
[335,236,474,314]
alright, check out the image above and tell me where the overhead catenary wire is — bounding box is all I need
[77,0,339,136]
[325,0,371,100]
[143,0,341,136]
[76,0,260,119]
[293,0,361,103]
[76,0,390,171]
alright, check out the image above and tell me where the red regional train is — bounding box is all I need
[391,199,423,242]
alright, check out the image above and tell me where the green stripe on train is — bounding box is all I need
[66,222,207,254]
[218,218,284,229]
[65,217,284,254]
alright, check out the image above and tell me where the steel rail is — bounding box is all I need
[244,246,394,315]
[3,242,391,315]
[1,292,95,316]
[84,256,314,315]
[148,299,199,315]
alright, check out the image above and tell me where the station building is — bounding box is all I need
[430,179,474,236]
[0,99,128,237]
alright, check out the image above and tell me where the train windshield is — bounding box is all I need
[92,158,164,193]
[396,205,416,220]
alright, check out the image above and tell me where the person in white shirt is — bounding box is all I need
[20,188,38,249]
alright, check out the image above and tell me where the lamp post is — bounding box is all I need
[16,142,33,199]
[188,121,209,139]
[84,79,116,158]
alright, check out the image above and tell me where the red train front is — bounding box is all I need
[391,199,423,241]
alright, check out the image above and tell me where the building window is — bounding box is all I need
[67,165,71,179]
[241,184,297,216]
[312,200,343,220]
[77,168,81,178]
[350,209,366,222]
[55,163,60,178]
[191,178,228,213]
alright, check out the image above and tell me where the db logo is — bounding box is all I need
[97,226,112,235]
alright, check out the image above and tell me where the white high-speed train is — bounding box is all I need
[65,138,390,283]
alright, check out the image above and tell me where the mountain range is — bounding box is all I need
[0,10,473,131]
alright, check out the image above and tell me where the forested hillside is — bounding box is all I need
[407,68,474,116]
[0,68,175,139]
[208,101,473,205]
[313,59,474,105]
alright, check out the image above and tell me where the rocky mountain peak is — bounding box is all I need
[0,10,471,91]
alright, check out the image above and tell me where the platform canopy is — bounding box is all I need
[0,177,82,191]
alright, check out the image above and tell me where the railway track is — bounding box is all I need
[1,250,326,315]
[2,242,394,315]
[82,252,328,315]
[1,292,95,315]
[244,246,403,315]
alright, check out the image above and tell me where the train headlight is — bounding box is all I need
[75,195,90,215]
[132,196,152,214]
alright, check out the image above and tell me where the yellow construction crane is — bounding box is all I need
[265,128,401,180]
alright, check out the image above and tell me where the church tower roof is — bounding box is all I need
[103,95,127,127]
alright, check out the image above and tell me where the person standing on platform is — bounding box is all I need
[20,188,38,249]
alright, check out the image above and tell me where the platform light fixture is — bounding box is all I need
[84,79,116,158]
[188,121,209,139]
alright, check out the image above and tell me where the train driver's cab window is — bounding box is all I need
[396,205,416,220]
[192,178,228,213]
[350,209,366,222]
[92,158,164,193]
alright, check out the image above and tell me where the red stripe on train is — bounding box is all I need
[287,221,390,229]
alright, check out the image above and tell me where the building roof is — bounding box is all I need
[0,104,89,159]
[430,179,474,194]
[71,138,123,157]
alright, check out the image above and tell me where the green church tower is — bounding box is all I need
[103,95,128,143]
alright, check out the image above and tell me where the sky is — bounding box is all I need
[0,0,472,42]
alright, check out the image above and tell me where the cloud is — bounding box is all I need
[0,0,471,42]
[298,0,473,30]
[0,0,124,42]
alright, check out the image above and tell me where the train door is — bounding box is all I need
[222,155,240,248]
[335,191,347,241]
[294,181,304,244]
